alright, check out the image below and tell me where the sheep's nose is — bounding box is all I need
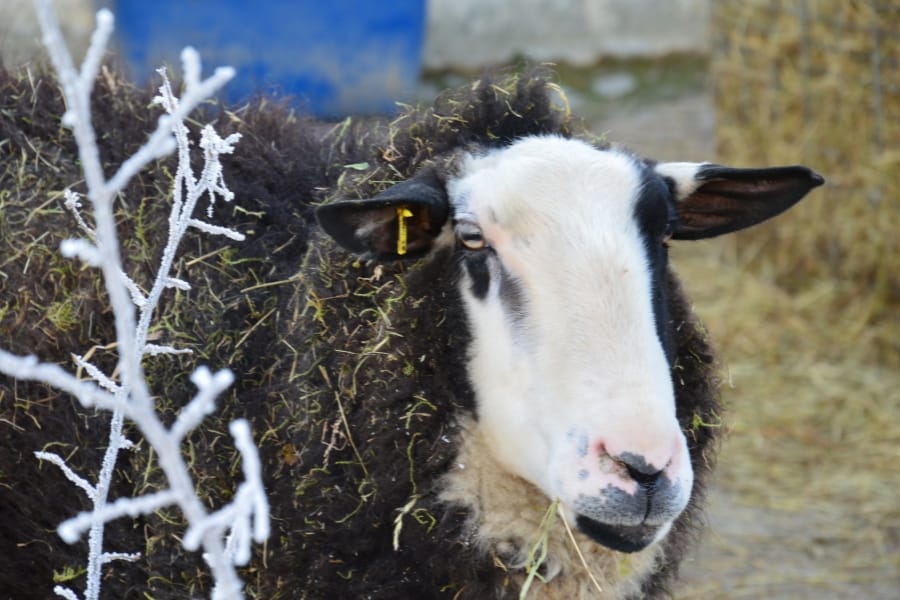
[622,462,663,491]
[615,452,666,491]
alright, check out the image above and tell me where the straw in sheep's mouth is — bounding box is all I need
[575,515,658,553]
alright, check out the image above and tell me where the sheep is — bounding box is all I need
[0,65,823,599]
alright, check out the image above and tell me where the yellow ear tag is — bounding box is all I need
[396,207,414,255]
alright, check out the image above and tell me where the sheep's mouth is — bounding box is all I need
[575,516,658,553]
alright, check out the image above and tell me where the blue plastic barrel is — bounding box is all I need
[111,1,426,117]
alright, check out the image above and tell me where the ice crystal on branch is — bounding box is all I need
[0,2,270,599]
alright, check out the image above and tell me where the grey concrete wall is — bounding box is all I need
[0,0,93,69]
[3,1,711,72]
[423,0,710,70]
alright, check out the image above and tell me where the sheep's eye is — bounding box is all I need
[457,222,487,250]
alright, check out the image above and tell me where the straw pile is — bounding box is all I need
[674,1,899,596]
[712,0,897,352]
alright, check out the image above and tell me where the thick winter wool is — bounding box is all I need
[0,66,722,599]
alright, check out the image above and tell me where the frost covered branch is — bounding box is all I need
[0,352,120,411]
[33,451,99,499]
[0,2,269,599]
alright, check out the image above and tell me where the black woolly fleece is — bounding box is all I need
[0,65,721,599]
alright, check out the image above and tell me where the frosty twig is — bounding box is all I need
[0,2,269,598]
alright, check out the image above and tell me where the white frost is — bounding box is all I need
[0,2,270,599]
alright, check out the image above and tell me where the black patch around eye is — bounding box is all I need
[464,253,491,300]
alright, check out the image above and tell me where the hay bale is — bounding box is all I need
[677,3,900,595]
[712,0,898,361]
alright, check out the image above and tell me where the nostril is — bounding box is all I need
[617,452,665,490]
[624,464,663,489]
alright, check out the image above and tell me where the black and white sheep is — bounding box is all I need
[0,67,823,599]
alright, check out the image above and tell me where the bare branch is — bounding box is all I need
[72,354,120,394]
[188,219,246,241]
[60,238,101,266]
[58,489,180,544]
[0,351,121,411]
[34,451,98,500]
[52,586,80,600]
[8,5,270,599]
[169,367,234,441]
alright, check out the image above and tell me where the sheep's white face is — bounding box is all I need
[447,137,689,552]
[317,133,822,554]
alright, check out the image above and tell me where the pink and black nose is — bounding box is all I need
[556,432,692,553]
[617,452,666,494]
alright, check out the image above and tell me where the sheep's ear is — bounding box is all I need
[316,171,450,259]
[655,162,825,240]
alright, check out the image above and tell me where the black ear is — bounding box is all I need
[315,169,450,259]
[655,163,825,240]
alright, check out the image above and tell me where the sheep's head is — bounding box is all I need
[318,135,823,553]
